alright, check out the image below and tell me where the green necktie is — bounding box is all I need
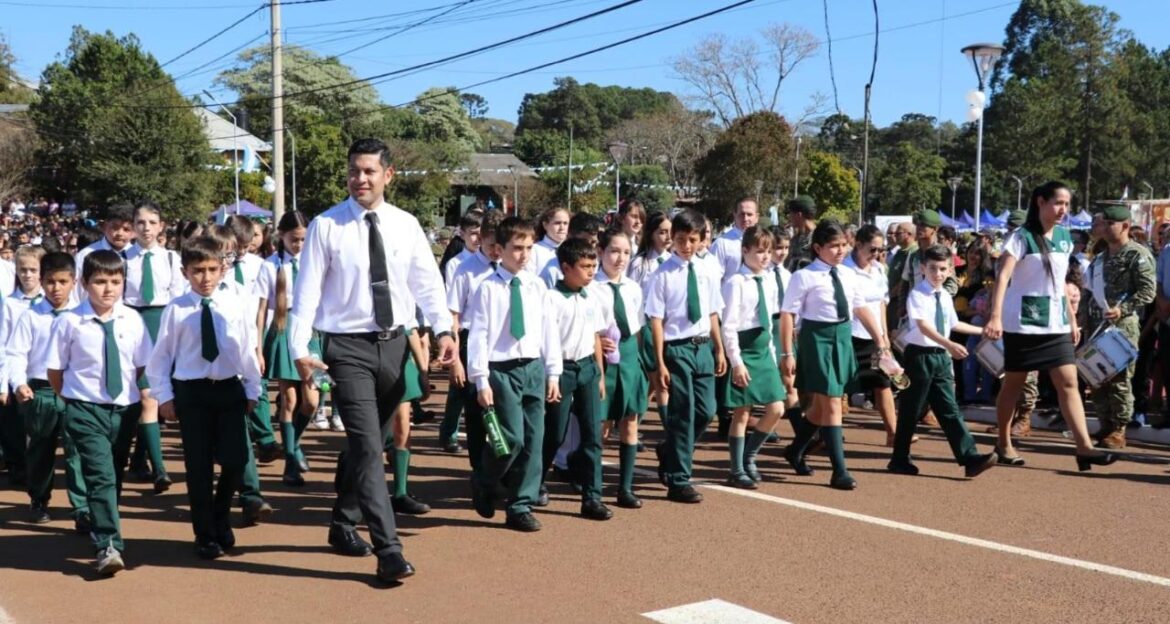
[829,266,849,321]
[509,276,525,340]
[201,297,220,362]
[656,256,665,266]
[140,251,155,303]
[773,267,785,308]
[609,282,631,339]
[686,261,702,323]
[234,261,245,285]
[100,319,123,399]
[290,257,299,284]
[754,276,770,334]
[935,291,946,334]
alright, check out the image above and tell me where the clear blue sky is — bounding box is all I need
[2,0,1167,127]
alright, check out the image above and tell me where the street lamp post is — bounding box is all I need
[607,141,628,211]
[1010,175,1023,211]
[288,128,297,214]
[948,176,962,219]
[794,135,802,197]
[1141,180,1154,200]
[507,164,519,216]
[961,43,1004,233]
[852,166,864,226]
[203,90,240,215]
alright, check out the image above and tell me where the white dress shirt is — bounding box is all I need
[627,250,671,292]
[444,248,477,284]
[0,260,14,298]
[7,299,73,388]
[526,236,559,274]
[589,270,644,336]
[465,267,563,391]
[231,252,264,291]
[710,226,745,282]
[254,251,300,315]
[547,281,606,362]
[47,300,151,406]
[843,254,888,339]
[538,259,563,290]
[1,290,48,391]
[446,250,496,320]
[904,280,959,348]
[694,250,724,285]
[780,259,867,323]
[123,243,185,307]
[289,198,453,360]
[721,266,779,368]
[147,289,263,404]
[643,253,724,341]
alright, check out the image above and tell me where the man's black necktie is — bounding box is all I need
[365,211,395,330]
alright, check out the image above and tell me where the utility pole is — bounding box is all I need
[271,0,285,221]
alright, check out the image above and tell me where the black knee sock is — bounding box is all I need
[820,426,851,480]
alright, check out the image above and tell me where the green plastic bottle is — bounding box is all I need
[482,407,510,458]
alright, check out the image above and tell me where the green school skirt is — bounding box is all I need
[726,327,786,408]
[135,306,165,344]
[794,319,857,398]
[400,355,423,405]
[602,335,650,420]
[638,323,657,371]
[262,326,299,382]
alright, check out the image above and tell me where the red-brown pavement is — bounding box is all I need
[2,387,1169,624]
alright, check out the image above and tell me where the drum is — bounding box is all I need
[975,338,1005,379]
[1075,326,1138,388]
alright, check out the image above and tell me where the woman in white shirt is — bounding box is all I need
[984,181,1117,470]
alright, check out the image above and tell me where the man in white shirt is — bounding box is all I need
[289,139,455,584]
[711,197,760,284]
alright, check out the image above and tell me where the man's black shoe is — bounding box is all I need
[580,499,613,521]
[328,526,373,557]
[376,552,416,582]
[505,512,542,532]
[666,485,703,504]
[195,539,224,560]
[391,493,431,515]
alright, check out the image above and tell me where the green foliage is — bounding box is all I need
[802,150,859,224]
[412,87,481,157]
[695,111,795,223]
[471,117,515,151]
[515,77,681,161]
[0,34,35,105]
[620,164,676,213]
[212,170,270,213]
[288,116,347,215]
[870,142,946,214]
[30,27,214,221]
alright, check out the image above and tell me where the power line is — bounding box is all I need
[0,0,330,9]
[159,3,267,68]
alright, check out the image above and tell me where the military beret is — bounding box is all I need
[1101,205,1130,223]
[786,195,817,217]
[914,209,942,228]
[1007,209,1027,227]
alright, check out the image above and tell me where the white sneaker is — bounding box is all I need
[309,406,329,430]
[96,546,124,575]
[329,416,345,432]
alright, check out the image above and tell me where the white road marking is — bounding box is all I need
[0,603,15,624]
[702,484,1170,588]
[642,599,792,624]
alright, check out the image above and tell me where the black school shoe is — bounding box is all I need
[470,478,496,519]
[153,473,173,494]
[29,502,50,524]
[241,499,273,526]
[216,528,236,550]
[963,452,998,479]
[616,490,642,509]
[580,499,613,521]
[666,485,703,504]
[886,459,920,476]
[256,443,282,464]
[505,512,542,532]
[376,552,416,583]
[328,526,373,557]
[195,538,224,560]
[391,493,431,515]
[74,512,94,535]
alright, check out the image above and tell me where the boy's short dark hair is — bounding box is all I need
[40,251,75,278]
[206,224,238,254]
[82,249,126,283]
[568,212,605,238]
[225,215,255,248]
[459,210,484,231]
[181,236,224,267]
[937,225,957,243]
[556,237,599,267]
[135,200,162,219]
[480,210,505,240]
[671,210,707,238]
[105,203,135,226]
[742,225,774,252]
[348,138,391,169]
[923,244,950,264]
[495,216,535,246]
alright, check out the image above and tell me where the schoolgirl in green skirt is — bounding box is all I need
[628,212,672,421]
[381,325,432,515]
[592,228,650,509]
[721,226,787,489]
[254,211,316,487]
[778,220,889,491]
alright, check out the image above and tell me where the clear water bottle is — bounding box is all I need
[309,347,332,393]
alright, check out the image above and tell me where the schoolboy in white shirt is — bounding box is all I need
[73,203,135,300]
[47,249,152,576]
[0,244,45,485]
[149,236,263,560]
[645,210,727,504]
[465,217,563,532]
[443,210,483,285]
[539,238,611,521]
[7,251,87,529]
[888,245,997,478]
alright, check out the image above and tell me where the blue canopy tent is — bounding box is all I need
[940,212,972,232]
[1066,210,1092,229]
[212,200,272,222]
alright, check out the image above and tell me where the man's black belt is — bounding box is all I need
[666,335,711,346]
[327,327,405,342]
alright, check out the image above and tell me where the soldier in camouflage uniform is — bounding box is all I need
[901,210,959,298]
[784,195,817,273]
[1084,205,1157,448]
[886,221,917,336]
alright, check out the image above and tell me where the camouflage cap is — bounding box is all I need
[786,195,817,217]
[914,209,942,228]
[1101,205,1131,223]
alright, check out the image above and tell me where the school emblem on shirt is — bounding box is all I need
[1023,300,1043,318]
[1058,240,1072,253]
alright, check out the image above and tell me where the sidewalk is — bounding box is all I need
[961,404,1170,446]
